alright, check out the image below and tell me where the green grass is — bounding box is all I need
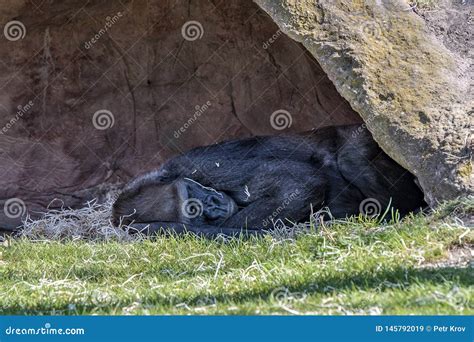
[0,199,472,315]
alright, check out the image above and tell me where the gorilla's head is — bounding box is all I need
[112,177,238,227]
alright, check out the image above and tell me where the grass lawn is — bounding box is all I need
[0,199,472,315]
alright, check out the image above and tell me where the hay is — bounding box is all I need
[17,198,338,242]
[22,196,468,243]
[20,196,140,242]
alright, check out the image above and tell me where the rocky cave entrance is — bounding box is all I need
[4,0,438,231]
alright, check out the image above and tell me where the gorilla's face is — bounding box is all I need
[112,178,238,226]
[180,178,238,224]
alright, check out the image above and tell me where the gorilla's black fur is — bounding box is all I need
[112,125,426,237]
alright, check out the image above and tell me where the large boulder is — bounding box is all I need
[254,0,473,206]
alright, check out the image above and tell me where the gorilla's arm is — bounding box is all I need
[127,221,267,238]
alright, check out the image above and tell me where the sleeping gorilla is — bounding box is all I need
[112,125,426,237]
